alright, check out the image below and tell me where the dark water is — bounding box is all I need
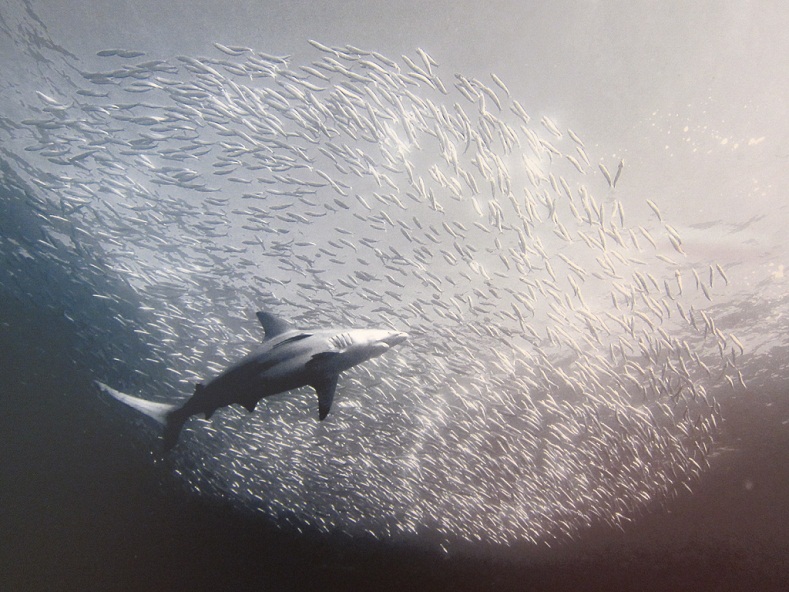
[2,298,787,591]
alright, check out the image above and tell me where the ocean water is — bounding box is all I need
[1,1,787,590]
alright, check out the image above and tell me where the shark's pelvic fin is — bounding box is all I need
[240,399,257,413]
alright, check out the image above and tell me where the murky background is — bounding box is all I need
[1,1,787,590]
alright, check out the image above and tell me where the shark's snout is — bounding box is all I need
[384,332,408,347]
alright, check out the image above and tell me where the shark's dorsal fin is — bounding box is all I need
[256,311,293,341]
[312,374,339,420]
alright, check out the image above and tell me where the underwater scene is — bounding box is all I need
[1,1,787,590]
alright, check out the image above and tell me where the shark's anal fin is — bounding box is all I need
[312,374,339,421]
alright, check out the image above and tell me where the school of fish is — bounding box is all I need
[0,27,747,553]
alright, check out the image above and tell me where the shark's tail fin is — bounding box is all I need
[162,407,189,451]
[96,381,184,450]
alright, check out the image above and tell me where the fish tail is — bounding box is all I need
[96,381,185,450]
[162,407,189,451]
[162,383,207,450]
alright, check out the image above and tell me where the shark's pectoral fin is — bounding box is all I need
[312,374,339,421]
[307,352,341,419]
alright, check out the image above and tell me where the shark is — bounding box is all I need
[97,311,408,450]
